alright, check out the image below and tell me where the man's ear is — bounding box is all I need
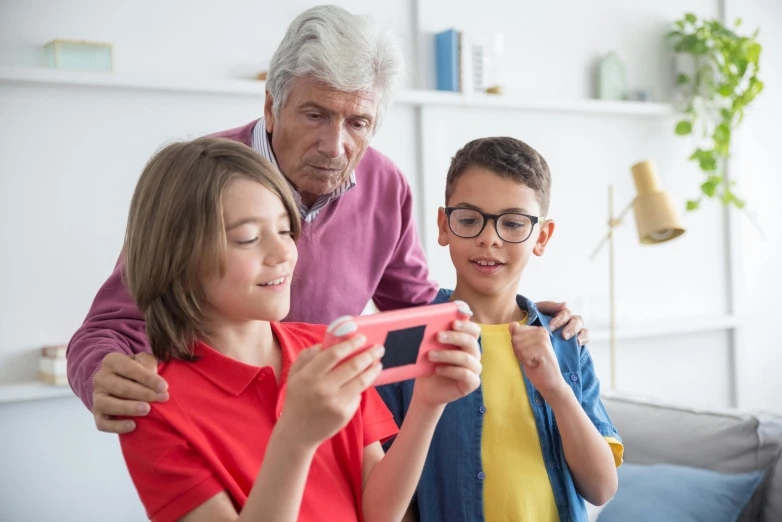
[264,91,274,133]
[533,219,555,256]
[437,207,450,247]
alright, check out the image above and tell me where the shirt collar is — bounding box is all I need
[433,288,549,329]
[187,322,296,396]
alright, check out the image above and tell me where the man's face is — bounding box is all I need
[265,77,378,204]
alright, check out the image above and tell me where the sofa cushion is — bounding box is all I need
[602,392,782,522]
[599,463,763,522]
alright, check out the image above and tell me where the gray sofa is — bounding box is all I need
[602,393,782,522]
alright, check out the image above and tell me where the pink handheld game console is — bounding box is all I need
[322,300,473,386]
[274,301,473,419]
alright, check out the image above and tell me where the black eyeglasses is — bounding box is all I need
[444,207,547,244]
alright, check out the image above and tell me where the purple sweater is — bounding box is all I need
[67,120,438,410]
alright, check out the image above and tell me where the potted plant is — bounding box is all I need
[667,13,763,210]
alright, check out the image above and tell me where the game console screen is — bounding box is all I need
[381,325,427,369]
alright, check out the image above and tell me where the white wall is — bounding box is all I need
[1,0,780,520]
[729,0,782,413]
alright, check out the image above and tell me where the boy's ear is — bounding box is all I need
[532,219,555,256]
[437,207,450,247]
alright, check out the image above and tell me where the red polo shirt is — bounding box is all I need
[120,322,399,522]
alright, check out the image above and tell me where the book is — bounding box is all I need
[41,344,67,358]
[39,356,67,376]
[38,371,68,386]
[436,29,460,92]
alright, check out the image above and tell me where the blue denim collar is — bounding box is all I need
[433,287,552,332]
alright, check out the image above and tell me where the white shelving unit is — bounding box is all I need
[0,67,675,116]
[0,381,74,404]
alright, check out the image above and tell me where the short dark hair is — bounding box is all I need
[445,137,551,215]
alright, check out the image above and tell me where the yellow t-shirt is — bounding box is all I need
[480,320,623,521]
[480,318,560,522]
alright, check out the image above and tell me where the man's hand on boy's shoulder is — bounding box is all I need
[509,323,569,401]
[535,301,590,347]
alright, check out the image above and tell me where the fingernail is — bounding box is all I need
[138,403,150,414]
[126,421,136,431]
[355,335,367,345]
[564,331,573,340]
[438,332,449,342]
[157,382,168,392]
[429,350,440,360]
[373,345,385,357]
[454,320,463,328]
[158,393,168,402]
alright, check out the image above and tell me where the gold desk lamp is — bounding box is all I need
[589,160,686,390]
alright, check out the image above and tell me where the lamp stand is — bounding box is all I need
[608,185,617,391]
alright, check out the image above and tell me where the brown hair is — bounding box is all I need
[445,137,551,215]
[124,137,300,361]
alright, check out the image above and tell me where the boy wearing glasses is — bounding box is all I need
[377,137,622,522]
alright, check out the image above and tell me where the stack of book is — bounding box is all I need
[435,28,488,94]
[38,344,68,386]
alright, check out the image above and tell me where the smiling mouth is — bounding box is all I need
[471,260,504,266]
[258,276,288,287]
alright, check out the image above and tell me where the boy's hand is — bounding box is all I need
[509,322,569,401]
[413,320,482,409]
[280,334,384,449]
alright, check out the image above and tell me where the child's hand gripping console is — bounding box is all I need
[274,301,473,419]
[323,300,473,386]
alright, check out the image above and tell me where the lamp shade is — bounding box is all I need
[630,160,685,244]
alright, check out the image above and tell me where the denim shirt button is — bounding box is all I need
[479,405,486,414]
[570,373,579,383]
[535,394,542,406]
[477,472,485,480]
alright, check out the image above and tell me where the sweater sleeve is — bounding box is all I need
[371,173,438,312]
[66,255,150,411]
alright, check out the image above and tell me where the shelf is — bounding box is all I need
[590,314,742,343]
[395,89,675,116]
[0,67,675,116]
[0,381,74,404]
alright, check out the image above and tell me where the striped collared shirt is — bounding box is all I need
[251,118,357,223]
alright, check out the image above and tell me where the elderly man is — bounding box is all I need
[67,5,588,434]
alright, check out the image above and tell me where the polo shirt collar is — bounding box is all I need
[188,322,295,396]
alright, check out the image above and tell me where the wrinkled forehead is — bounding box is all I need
[287,76,379,119]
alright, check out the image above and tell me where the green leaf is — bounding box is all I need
[677,73,690,85]
[701,179,718,197]
[714,123,731,145]
[675,120,693,135]
[735,17,743,27]
[678,34,701,53]
[718,84,733,97]
[700,156,718,171]
[734,197,746,209]
[685,13,697,24]
[687,199,701,211]
[689,148,707,161]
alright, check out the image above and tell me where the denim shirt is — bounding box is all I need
[376,289,621,522]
